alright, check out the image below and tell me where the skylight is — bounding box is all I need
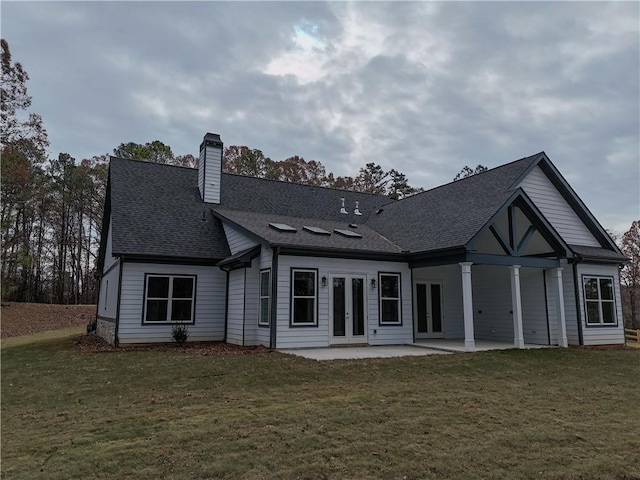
[303,226,331,235]
[269,222,297,232]
[334,228,362,238]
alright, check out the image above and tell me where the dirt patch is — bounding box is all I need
[72,334,272,356]
[1,303,95,338]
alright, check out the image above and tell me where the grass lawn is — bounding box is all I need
[2,338,639,480]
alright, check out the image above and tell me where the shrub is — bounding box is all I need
[171,323,190,346]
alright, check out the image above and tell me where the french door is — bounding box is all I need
[415,282,444,339]
[331,275,367,344]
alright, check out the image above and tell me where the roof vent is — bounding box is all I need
[269,222,297,232]
[340,197,348,214]
[349,223,358,228]
[354,201,362,216]
[376,208,384,214]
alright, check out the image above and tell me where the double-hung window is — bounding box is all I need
[291,269,317,326]
[583,276,617,326]
[144,275,196,323]
[379,273,401,325]
[259,269,270,326]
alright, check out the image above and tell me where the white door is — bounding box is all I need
[330,275,367,344]
[415,282,444,339]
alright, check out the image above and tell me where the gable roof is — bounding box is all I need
[105,150,623,263]
[366,153,542,253]
[108,158,230,260]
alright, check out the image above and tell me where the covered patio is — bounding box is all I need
[409,194,572,351]
[412,339,551,353]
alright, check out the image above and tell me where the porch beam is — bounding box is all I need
[460,262,475,351]
[510,265,525,349]
[555,268,568,347]
[466,253,560,268]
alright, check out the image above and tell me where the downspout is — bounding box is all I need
[114,256,124,347]
[242,268,247,346]
[572,255,584,346]
[410,267,416,344]
[223,269,229,342]
[269,247,280,349]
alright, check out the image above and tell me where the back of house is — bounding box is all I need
[95,132,626,350]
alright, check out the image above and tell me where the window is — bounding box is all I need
[259,269,270,326]
[379,273,401,324]
[291,269,317,325]
[583,276,617,326]
[144,275,196,323]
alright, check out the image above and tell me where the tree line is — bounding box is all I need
[1,38,638,329]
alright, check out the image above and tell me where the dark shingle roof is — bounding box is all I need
[109,151,584,260]
[220,174,390,221]
[366,153,541,252]
[109,158,230,259]
[569,245,627,262]
[213,208,404,254]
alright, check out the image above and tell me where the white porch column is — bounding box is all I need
[460,262,475,351]
[510,265,525,349]
[555,268,568,347]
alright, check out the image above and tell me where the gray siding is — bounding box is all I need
[102,217,118,273]
[222,222,259,255]
[544,269,559,345]
[117,262,226,344]
[199,143,222,204]
[413,265,464,339]
[242,259,262,346]
[472,265,513,342]
[576,263,624,345]
[520,166,600,247]
[520,268,549,345]
[254,247,273,346]
[98,261,119,319]
[197,147,205,200]
[275,256,413,348]
[226,268,245,345]
[562,262,580,345]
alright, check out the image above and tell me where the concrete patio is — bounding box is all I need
[279,340,552,360]
[278,345,451,361]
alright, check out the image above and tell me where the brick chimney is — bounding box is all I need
[198,133,223,204]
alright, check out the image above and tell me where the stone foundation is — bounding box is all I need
[97,317,116,345]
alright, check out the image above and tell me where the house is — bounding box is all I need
[95,133,627,349]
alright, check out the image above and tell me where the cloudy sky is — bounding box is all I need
[3,1,639,233]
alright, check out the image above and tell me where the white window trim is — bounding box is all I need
[259,269,270,326]
[291,269,318,326]
[379,272,402,325]
[582,275,617,327]
[143,274,196,324]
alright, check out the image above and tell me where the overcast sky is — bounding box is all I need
[3,1,639,233]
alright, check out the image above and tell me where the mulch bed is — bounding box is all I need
[72,334,273,356]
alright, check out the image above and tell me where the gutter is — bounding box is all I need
[269,247,280,349]
[223,270,229,342]
[571,255,584,346]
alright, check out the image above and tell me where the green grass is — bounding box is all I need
[2,339,639,480]
[1,326,85,349]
